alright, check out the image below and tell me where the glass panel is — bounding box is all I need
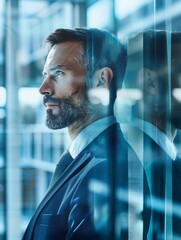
[120,1,181,239]
[2,0,181,239]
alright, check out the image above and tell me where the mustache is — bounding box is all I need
[43,95,61,105]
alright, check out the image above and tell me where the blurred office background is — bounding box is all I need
[1,0,181,239]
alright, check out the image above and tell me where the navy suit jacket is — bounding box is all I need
[22,123,149,240]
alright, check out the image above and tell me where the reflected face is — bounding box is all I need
[39,42,94,129]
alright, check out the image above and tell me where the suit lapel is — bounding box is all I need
[23,151,92,240]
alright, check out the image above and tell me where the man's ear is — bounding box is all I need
[139,68,158,95]
[93,67,113,88]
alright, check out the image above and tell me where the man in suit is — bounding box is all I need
[22,28,149,240]
[123,30,181,239]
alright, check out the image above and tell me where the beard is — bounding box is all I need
[44,93,95,130]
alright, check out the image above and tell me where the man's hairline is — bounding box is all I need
[46,40,87,69]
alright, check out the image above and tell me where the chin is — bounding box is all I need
[45,116,68,130]
[46,122,67,130]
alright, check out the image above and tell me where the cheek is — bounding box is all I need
[54,84,71,98]
[67,75,87,95]
[54,79,86,99]
[70,74,86,88]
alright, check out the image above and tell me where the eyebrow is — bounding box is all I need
[42,65,68,76]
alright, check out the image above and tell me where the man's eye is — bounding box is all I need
[56,70,63,74]
[54,71,64,78]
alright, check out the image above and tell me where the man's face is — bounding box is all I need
[40,41,94,129]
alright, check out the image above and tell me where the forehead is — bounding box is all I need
[44,41,84,69]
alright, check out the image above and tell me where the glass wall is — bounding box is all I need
[1,0,181,239]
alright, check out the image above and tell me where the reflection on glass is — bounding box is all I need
[1,0,181,239]
[123,30,181,239]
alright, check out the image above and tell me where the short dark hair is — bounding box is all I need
[44,28,127,103]
[125,29,181,88]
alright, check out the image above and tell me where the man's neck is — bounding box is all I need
[68,112,109,140]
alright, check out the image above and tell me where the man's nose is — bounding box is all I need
[39,79,53,96]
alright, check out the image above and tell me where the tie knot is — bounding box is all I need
[48,150,73,189]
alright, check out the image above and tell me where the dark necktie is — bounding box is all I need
[48,150,73,189]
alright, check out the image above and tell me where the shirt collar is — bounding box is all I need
[133,118,177,161]
[68,116,117,159]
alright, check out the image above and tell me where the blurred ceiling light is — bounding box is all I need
[118,1,181,37]
[88,88,110,106]
[115,0,152,19]
[87,0,111,28]
[18,87,41,106]
[20,1,47,17]
[88,88,142,106]
[172,88,181,102]
[117,89,142,102]
[0,87,6,107]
